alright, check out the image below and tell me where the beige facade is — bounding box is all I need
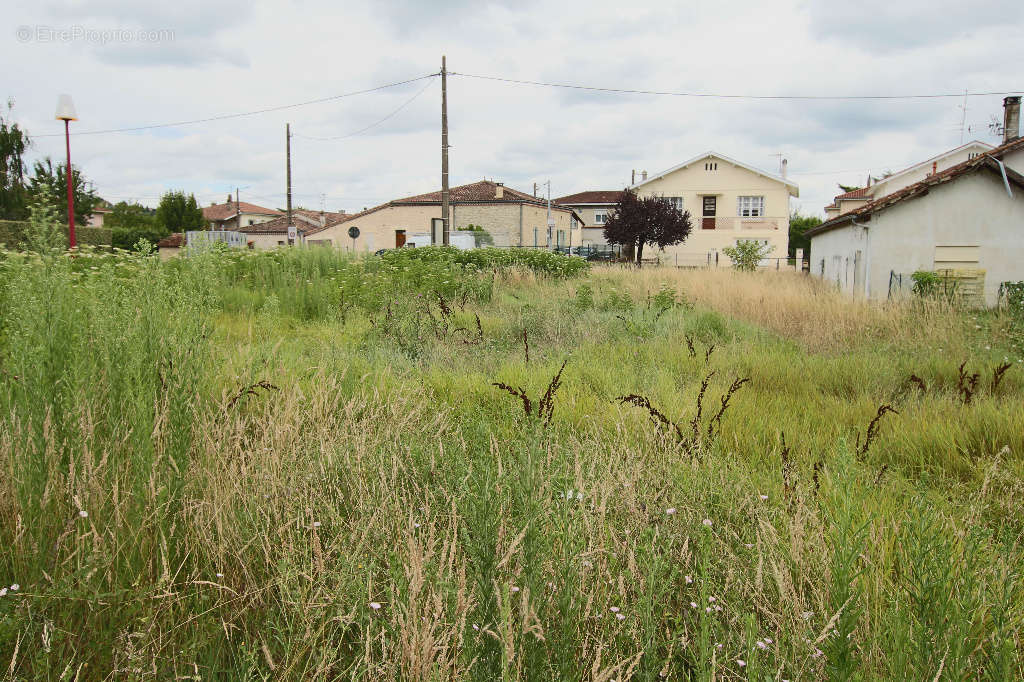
[630,152,798,266]
[314,188,581,251]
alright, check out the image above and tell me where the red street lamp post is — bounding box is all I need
[55,94,78,248]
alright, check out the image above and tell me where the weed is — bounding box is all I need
[226,380,280,410]
[957,361,980,405]
[908,373,927,393]
[856,404,898,459]
[492,359,567,427]
[990,362,1011,394]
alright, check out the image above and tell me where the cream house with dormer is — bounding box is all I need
[626,152,798,266]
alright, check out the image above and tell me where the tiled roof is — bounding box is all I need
[554,190,624,205]
[392,180,559,206]
[203,201,282,222]
[157,233,184,248]
[241,212,346,236]
[834,187,872,200]
[806,138,1024,239]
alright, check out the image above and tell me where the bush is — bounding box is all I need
[911,270,941,297]
[999,281,1024,314]
[722,240,773,271]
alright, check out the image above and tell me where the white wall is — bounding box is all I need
[811,171,1024,305]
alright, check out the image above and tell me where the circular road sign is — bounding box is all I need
[348,226,360,239]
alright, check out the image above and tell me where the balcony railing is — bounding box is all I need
[698,217,783,231]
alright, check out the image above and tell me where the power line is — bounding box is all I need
[449,71,1022,101]
[292,77,436,141]
[34,73,439,138]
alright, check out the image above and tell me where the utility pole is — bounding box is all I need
[441,55,450,246]
[235,187,240,231]
[545,180,553,250]
[286,123,294,245]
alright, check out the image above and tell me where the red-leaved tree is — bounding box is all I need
[602,189,692,267]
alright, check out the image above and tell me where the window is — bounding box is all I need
[248,219,255,225]
[736,238,769,246]
[737,196,765,217]
[704,162,718,171]
[594,210,608,225]
[664,196,683,211]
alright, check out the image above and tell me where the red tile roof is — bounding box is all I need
[554,190,624,205]
[157,233,184,248]
[806,138,1024,239]
[202,201,282,222]
[392,180,546,205]
[833,187,872,200]
[334,180,583,225]
[241,212,347,236]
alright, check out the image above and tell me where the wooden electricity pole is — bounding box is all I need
[235,187,240,230]
[441,55,450,246]
[286,123,293,245]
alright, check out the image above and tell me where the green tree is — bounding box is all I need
[837,183,861,193]
[789,210,822,258]
[106,200,166,251]
[0,100,30,221]
[722,240,774,271]
[155,191,205,234]
[27,158,99,226]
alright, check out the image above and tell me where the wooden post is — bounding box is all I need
[286,123,293,245]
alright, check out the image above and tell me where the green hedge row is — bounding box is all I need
[0,219,112,249]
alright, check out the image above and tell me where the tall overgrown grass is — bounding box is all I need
[1,248,1022,679]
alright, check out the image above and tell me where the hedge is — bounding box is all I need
[0,219,112,250]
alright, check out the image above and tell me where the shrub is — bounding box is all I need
[722,240,773,271]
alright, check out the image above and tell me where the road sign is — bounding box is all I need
[348,226,360,239]
[287,224,297,241]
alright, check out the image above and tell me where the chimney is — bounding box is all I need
[932,161,937,175]
[631,169,636,185]
[495,182,504,199]
[1003,95,1021,144]
[226,194,232,205]
[781,158,788,179]
[319,209,325,226]
[641,170,648,182]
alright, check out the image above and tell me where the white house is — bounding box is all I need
[807,97,1024,306]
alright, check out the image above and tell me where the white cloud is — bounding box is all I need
[3,0,1019,218]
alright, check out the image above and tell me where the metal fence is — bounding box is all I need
[186,230,248,251]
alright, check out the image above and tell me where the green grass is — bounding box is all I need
[1,245,1022,680]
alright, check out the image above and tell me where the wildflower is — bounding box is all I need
[472,623,480,631]
[610,606,620,613]
[78,510,88,518]
[665,507,676,515]
[690,601,698,608]
[764,637,773,644]
[714,604,722,612]
[705,606,712,613]
[615,612,625,621]
[715,643,723,650]
[369,602,382,610]
[312,521,321,528]
[702,518,712,527]
[510,586,520,593]
[736,659,746,668]
[708,596,716,602]
[756,640,767,649]
[685,575,693,584]
[812,648,824,659]
[0,588,6,597]
[759,495,768,501]
[216,573,224,578]
[745,543,753,548]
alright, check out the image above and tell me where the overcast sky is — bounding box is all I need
[5,0,1023,217]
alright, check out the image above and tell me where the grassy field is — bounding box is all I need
[1,245,1022,680]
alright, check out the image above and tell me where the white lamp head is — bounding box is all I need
[55,94,77,121]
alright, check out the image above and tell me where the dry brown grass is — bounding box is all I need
[593,266,966,351]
